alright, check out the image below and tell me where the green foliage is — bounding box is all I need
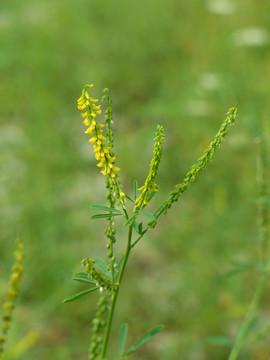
[2,1,270,359]
[63,287,99,304]
[122,325,164,357]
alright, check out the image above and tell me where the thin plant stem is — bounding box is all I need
[228,258,270,360]
[100,224,133,359]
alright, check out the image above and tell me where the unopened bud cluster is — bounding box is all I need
[82,258,114,293]
[89,295,108,360]
[136,125,164,208]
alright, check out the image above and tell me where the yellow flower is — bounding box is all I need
[78,104,87,110]
[89,136,97,144]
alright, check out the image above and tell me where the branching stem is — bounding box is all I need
[100,224,133,359]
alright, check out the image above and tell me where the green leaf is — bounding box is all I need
[91,213,122,219]
[123,325,164,356]
[224,263,255,277]
[92,204,122,213]
[72,272,95,284]
[133,180,138,201]
[125,214,137,226]
[63,287,99,303]
[73,272,89,279]
[154,204,164,217]
[207,335,233,346]
[133,220,140,234]
[141,210,155,222]
[243,316,260,338]
[119,323,128,356]
[116,256,124,274]
[94,258,111,278]
[72,277,95,285]
[124,193,134,203]
[138,222,143,234]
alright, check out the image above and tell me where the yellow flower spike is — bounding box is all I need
[78,104,87,110]
[77,95,84,102]
[112,166,120,172]
[95,153,101,160]
[90,98,99,103]
[91,112,97,118]
[81,112,88,118]
[85,84,94,88]
[85,91,90,100]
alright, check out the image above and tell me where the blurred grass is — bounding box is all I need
[1,0,270,359]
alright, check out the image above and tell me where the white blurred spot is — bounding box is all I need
[198,73,222,91]
[0,125,25,147]
[206,0,235,15]
[233,27,269,47]
[186,100,211,116]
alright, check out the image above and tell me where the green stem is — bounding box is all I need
[228,258,270,360]
[100,224,133,359]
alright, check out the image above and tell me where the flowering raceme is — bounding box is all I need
[77,84,120,179]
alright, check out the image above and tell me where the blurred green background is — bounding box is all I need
[1,0,270,359]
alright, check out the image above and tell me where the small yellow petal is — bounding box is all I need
[89,136,97,143]
[83,119,90,126]
[98,134,107,141]
[84,127,93,134]
[81,112,88,118]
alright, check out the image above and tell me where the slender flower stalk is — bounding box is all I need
[0,239,24,358]
[257,123,268,265]
[131,107,237,247]
[136,125,164,208]
[161,107,237,215]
